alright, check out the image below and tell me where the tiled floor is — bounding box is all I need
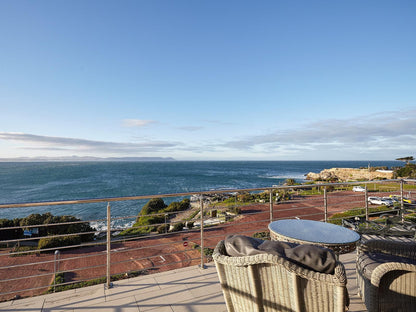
[0,252,366,312]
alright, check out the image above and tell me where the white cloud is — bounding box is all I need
[1,109,415,160]
[0,132,177,155]
[122,119,157,127]
[176,126,204,131]
[223,110,416,151]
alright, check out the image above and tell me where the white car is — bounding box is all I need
[381,197,394,207]
[368,197,386,205]
[352,186,365,192]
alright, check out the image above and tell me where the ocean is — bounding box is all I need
[0,160,401,228]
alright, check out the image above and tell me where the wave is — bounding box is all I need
[261,174,307,180]
[90,219,136,233]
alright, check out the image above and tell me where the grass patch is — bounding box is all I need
[328,206,395,225]
[9,246,39,257]
[48,270,148,293]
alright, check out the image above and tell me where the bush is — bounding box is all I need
[165,198,190,213]
[157,224,170,234]
[0,218,22,240]
[395,164,416,178]
[165,202,181,213]
[0,212,95,242]
[228,206,241,215]
[119,225,154,236]
[9,246,38,257]
[170,222,184,232]
[45,215,94,242]
[38,235,81,250]
[328,206,393,225]
[140,198,167,216]
[237,193,254,202]
[285,178,296,186]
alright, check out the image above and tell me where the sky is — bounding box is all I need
[0,0,415,161]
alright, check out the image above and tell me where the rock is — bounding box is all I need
[306,168,393,182]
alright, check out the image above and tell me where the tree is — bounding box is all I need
[396,156,414,164]
[0,219,22,240]
[395,163,416,178]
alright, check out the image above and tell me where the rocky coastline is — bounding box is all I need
[306,167,394,182]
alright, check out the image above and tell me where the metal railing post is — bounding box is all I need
[106,202,112,288]
[400,180,405,222]
[199,196,206,269]
[365,185,369,221]
[324,187,328,222]
[53,250,60,292]
[269,190,273,223]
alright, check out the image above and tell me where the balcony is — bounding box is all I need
[0,179,415,311]
[0,251,372,311]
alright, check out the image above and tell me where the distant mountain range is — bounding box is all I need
[0,156,176,162]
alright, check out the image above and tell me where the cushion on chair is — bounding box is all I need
[224,234,290,256]
[357,251,416,280]
[285,244,337,274]
[224,234,337,274]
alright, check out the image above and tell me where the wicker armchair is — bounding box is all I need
[356,239,416,312]
[213,240,348,312]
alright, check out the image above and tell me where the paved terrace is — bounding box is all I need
[0,252,366,312]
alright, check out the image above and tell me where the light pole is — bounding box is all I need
[54,250,60,292]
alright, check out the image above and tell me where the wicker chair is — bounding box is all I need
[356,239,416,312]
[213,240,348,312]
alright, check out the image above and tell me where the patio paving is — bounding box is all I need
[0,252,366,312]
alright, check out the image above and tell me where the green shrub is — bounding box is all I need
[237,193,254,202]
[157,224,170,234]
[328,206,394,225]
[140,198,167,216]
[395,164,416,178]
[285,178,296,186]
[171,222,184,232]
[9,246,39,257]
[165,198,190,213]
[119,225,153,236]
[0,218,22,240]
[228,206,241,215]
[185,210,199,220]
[38,235,81,250]
[0,212,94,242]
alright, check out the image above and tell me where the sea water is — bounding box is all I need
[0,160,401,228]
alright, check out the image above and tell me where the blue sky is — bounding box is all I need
[0,0,415,160]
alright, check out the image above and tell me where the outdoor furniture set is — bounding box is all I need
[213,219,416,312]
[356,239,416,312]
[342,215,416,238]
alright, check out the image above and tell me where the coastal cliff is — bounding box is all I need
[306,168,394,182]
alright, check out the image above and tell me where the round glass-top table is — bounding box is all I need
[268,219,361,254]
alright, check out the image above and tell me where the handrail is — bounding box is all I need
[0,179,405,209]
[0,178,414,302]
